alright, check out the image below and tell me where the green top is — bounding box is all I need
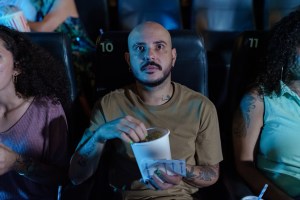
[257,81,300,197]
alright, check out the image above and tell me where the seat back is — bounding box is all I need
[252,0,300,30]
[117,0,183,31]
[202,30,241,109]
[190,0,255,32]
[218,30,270,200]
[267,0,300,29]
[227,31,269,115]
[25,32,77,102]
[190,0,256,110]
[95,30,208,99]
[74,0,110,42]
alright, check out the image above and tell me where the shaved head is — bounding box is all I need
[128,21,172,49]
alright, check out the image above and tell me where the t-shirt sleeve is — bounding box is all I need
[89,99,106,131]
[196,100,223,165]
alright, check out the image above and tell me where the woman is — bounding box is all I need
[232,10,300,200]
[0,25,69,199]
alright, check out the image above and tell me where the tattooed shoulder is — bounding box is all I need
[232,91,263,137]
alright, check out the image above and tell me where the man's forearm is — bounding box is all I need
[183,164,219,188]
[69,133,106,185]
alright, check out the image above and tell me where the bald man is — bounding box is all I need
[69,21,223,199]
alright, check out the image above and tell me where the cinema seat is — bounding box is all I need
[117,0,183,31]
[221,30,269,199]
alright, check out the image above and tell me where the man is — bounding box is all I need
[69,21,223,199]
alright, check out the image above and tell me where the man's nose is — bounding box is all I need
[144,48,155,61]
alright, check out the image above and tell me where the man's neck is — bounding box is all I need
[136,81,174,106]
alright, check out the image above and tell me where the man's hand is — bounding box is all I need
[147,169,182,190]
[0,144,18,175]
[95,115,148,143]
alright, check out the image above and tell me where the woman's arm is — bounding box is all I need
[14,153,67,185]
[232,90,292,200]
[0,143,67,185]
[28,0,78,32]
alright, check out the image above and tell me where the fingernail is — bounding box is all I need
[129,140,133,144]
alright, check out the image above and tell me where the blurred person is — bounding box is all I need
[0,25,70,199]
[69,21,223,200]
[232,9,300,200]
[0,5,30,32]
[0,0,37,22]
[28,0,96,120]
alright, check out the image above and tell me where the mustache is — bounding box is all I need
[141,61,162,71]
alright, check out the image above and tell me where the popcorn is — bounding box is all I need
[0,5,30,32]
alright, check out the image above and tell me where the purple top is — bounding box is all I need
[0,97,68,199]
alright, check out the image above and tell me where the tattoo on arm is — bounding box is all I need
[77,136,97,167]
[185,165,217,182]
[233,93,263,138]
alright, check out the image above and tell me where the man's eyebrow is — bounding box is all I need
[154,40,167,45]
[132,42,146,48]
[131,40,167,48]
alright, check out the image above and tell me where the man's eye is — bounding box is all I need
[135,46,145,52]
[157,44,164,50]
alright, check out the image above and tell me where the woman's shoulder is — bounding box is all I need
[32,97,65,114]
[241,88,264,103]
[239,88,264,114]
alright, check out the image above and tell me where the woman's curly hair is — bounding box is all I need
[257,9,300,96]
[0,25,70,109]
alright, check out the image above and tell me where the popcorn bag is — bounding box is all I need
[0,5,30,32]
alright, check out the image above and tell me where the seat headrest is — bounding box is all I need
[95,30,208,98]
[25,32,77,102]
[228,30,269,111]
[117,0,183,30]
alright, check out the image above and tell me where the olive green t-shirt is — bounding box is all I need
[89,82,223,199]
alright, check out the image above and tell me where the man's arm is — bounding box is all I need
[183,163,219,188]
[69,115,148,185]
[68,129,106,185]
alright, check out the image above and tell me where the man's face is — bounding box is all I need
[125,23,177,87]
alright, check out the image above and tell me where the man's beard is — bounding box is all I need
[133,61,172,87]
[135,68,172,87]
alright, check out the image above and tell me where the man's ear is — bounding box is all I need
[124,52,130,66]
[171,48,177,67]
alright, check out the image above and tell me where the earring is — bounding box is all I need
[13,74,18,84]
[280,66,283,81]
